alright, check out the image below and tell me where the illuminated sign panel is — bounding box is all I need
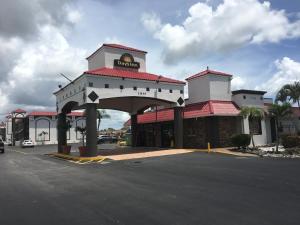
[114,53,140,69]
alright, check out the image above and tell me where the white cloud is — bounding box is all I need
[231,76,246,90]
[142,0,300,63]
[256,57,300,96]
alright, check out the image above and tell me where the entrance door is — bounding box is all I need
[270,118,276,143]
[161,123,173,148]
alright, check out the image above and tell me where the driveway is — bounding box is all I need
[0,145,300,225]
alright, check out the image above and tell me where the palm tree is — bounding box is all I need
[97,109,111,131]
[75,126,86,147]
[240,106,264,148]
[268,103,292,153]
[276,82,300,110]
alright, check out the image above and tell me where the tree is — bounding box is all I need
[276,82,300,110]
[97,109,110,131]
[239,106,264,148]
[38,131,48,145]
[268,102,292,153]
[75,126,86,147]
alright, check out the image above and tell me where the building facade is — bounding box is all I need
[128,68,278,148]
[5,110,85,145]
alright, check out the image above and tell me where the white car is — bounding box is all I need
[22,140,34,148]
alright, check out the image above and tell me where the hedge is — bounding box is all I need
[231,134,251,149]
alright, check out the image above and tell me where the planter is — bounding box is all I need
[63,145,71,155]
[79,146,87,156]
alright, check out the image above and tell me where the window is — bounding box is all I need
[133,86,137,91]
[158,88,162,92]
[249,118,262,135]
[169,89,173,93]
[88,82,93,87]
[120,85,124,90]
[243,95,246,99]
[105,84,109,88]
[146,87,150,91]
[180,90,184,94]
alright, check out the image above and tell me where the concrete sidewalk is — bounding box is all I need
[105,147,257,161]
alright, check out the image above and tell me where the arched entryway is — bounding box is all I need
[54,43,185,157]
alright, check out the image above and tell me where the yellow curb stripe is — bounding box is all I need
[46,153,107,163]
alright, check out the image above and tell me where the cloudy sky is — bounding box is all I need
[1,0,300,129]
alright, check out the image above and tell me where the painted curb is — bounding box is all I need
[47,153,107,163]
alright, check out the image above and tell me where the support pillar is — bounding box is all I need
[174,107,183,149]
[131,114,137,147]
[85,104,98,157]
[57,113,67,153]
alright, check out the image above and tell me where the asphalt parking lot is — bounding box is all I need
[0,145,300,225]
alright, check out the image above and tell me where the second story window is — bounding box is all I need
[105,84,109,88]
[180,90,184,94]
[133,86,137,91]
[89,82,93,87]
[169,89,173,93]
[120,85,124,90]
[146,87,150,91]
[158,88,162,92]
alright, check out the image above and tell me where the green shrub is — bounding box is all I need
[281,135,300,148]
[231,134,251,149]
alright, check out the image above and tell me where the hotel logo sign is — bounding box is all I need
[114,53,140,69]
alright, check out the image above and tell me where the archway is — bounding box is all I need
[54,43,185,157]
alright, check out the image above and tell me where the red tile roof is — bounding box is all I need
[12,108,26,113]
[27,112,84,117]
[84,67,185,84]
[186,69,232,81]
[128,100,240,125]
[86,43,147,59]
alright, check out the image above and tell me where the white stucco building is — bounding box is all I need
[5,110,85,145]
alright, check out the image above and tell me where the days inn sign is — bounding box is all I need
[114,53,140,69]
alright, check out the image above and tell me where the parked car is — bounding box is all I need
[0,139,4,153]
[97,135,118,144]
[21,140,34,148]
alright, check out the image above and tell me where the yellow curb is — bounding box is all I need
[47,153,107,163]
[191,149,257,157]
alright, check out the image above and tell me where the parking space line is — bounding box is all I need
[10,149,30,155]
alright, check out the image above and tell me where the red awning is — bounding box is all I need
[134,100,240,124]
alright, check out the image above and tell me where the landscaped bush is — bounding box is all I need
[281,135,300,148]
[230,134,251,149]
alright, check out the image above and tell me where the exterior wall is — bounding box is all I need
[242,117,268,146]
[233,92,268,146]
[218,117,242,146]
[209,75,232,101]
[232,93,264,107]
[27,115,85,145]
[187,76,210,104]
[88,48,106,70]
[87,46,146,72]
[187,75,231,104]
[183,118,206,148]
[56,76,87,113]
[5,119,12,143]
[85,75,185,112]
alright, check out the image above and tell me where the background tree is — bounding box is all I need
[276,82,300,110]
[38,131,48,145]
[75,126,86,147]
[239,106,264,148]
[97,109,111,131]
[268,102,292,153]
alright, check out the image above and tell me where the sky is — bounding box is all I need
[1,0,300,129]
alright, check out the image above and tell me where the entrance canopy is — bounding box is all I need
[54,44,186,114]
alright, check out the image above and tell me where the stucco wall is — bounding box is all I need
[87,46,146,72]
[187,74,231,104]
